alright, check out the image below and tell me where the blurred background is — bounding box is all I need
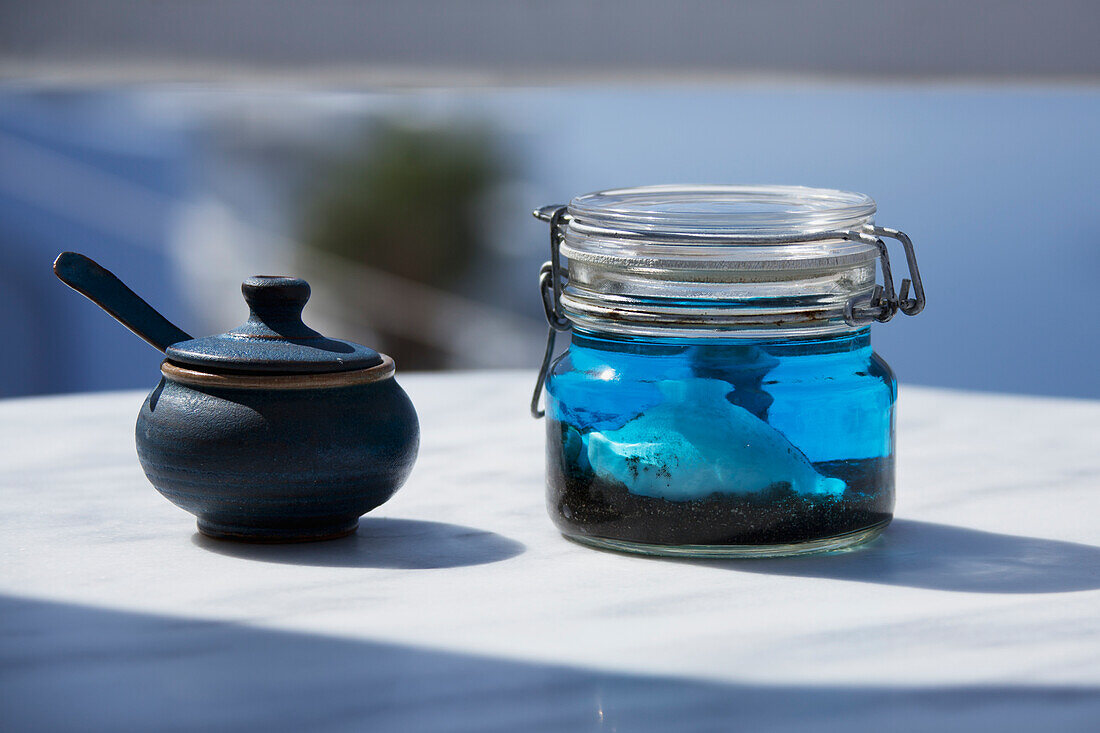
[1,1,1098,398]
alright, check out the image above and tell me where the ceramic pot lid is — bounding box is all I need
[165,276,382,374]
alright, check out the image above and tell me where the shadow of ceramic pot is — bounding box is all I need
[192,517,525,569]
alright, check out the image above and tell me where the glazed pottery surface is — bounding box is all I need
[137,374,419,542]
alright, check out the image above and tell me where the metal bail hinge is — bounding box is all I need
[531,205,571,418]
[844,225,927,325]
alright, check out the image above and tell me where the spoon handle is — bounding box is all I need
[53,252,192,353]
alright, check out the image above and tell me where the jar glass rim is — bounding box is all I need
[568,184,877,239]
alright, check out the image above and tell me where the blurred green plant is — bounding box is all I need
[301,121,501,289]
[298,120,505,369]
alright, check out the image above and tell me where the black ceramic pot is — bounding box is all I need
[54,254,419,542]
[137,360,419,542]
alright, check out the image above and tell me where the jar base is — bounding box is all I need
[562,518,890,559]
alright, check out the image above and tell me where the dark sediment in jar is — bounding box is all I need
[547,421,894,547]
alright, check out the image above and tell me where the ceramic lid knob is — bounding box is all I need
[240,276,320,340]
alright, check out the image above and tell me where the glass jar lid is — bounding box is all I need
[567,184,878,240]
[537,184,924,340]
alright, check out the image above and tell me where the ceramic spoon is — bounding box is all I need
[53,252,192,353]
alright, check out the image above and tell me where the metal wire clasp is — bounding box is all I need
[843,225,927,325]
[530,205,571,418]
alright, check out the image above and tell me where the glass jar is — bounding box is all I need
[531,185,925,558]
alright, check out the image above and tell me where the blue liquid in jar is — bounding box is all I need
[544,330,896,548]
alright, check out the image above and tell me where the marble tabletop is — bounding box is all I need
[1,372,1098,732]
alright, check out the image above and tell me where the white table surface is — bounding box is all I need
[2,372,1099,732]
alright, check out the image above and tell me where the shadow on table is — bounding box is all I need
[192,518,525,569]
[1,594,1096,732]
[682,519,1100,594]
